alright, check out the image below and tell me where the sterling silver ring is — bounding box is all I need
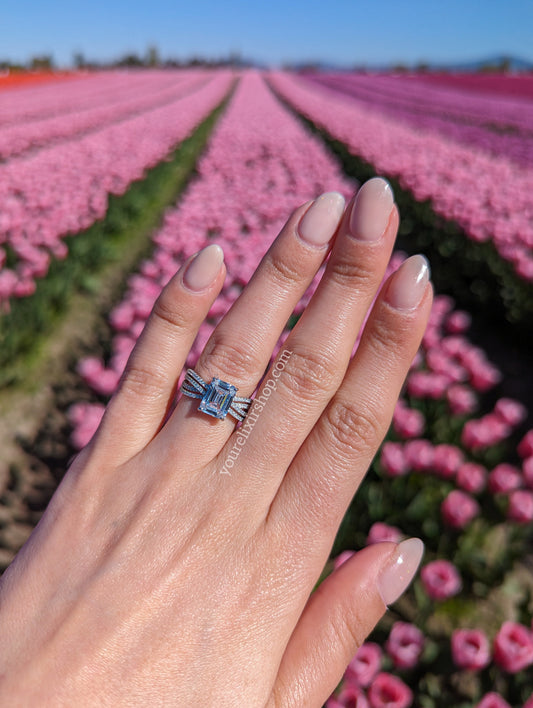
[180,369,252,422]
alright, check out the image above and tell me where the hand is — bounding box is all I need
[0,178,432,707]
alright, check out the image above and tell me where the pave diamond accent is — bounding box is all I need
[199,377,237,420]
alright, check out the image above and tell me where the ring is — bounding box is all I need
[180,369,252,422]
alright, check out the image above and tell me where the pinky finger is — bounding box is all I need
[269,539,424,708]
[96,244,226,462]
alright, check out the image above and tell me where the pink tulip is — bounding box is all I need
[494,398,528,426]
[507,490,533,524]
[386,622,424,669]
[336,684,369,708]
[404,439,435,471]
[433,444,464,479]
[451,628,491,670]
[446,310,471,333]
[441,490,480,528]
[334,550,355,571]
[475,693,511,708]
[367,672,413,708]
[446,384,478,415]
[523,457,533,489]
[393,405,425,439]
[367,522,402,545]
[518,430,533,458]
[488,464,522,494]
[420,560,462,600]
[493,622,533,673]
[456,462,486,494]
[380,442,409,477]
[345,642,382,687]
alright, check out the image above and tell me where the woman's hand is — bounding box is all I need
[0,178,432,707]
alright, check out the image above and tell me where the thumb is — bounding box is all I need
[270,538,424,708]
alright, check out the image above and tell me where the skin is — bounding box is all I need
[0,187,432,707]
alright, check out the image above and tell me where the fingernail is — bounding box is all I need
[386,255,430,310]
[377,538,424,606]
[349,177,394,241]
[298,192,346,247]
[183,244,224,292]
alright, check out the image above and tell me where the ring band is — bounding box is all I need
[180,369,252,422]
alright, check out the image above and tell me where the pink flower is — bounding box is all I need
[469,361,502,392]
[493,621,533,673]
[518,430,533,458]
[456,462,486,494]
[475,693,511,708]
[433,444,464,479]
[367,672,412,708]
[451,628,491,670]
[386,622,424,669]
[380,442,408,477]
[507,490,533,524]
[420,560,462,600]
[335,684,369,707]
[441,490,480,529]
[522,694,533,708]
[446,384,477,415]
[393,406,425,439]
[367,523,402,545]
[446,310,471,333]
[494,398,527,427]
[68,402,105,450]
[334,550,355,570]
[404,439,434,471]
[345,642,382,687]
[488,464,522,494]
[523,457,533,489]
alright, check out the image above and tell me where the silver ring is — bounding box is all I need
[180,369,252,422]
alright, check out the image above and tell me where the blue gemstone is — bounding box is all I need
[199,377,237,419]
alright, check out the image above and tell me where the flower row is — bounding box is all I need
[269,72,533,282]
[305,72,533,168]
[0,71,233,306]
[0,70,209,159]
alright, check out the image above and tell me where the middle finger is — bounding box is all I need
[225,178,397,493]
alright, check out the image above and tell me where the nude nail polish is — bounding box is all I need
[377,538,424,606]
[349,177,394,241]
[386,255,430,310]
[299,192,346,247]
[183,244,224,292]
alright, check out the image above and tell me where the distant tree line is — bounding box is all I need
[0,50,530,74]
[0,47,256,72]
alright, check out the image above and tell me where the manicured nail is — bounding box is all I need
[386,255,430,310]
[298,192,346,247]
[377,538,424,606]
[349,177,394,241]
[183,244,224,292]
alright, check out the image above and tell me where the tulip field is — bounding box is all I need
[1,68,533,707]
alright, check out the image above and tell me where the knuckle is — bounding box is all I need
[264,248,303,289]
[328,251,376,290]
[325,398,383,456]
[199,336,264,384]
[152,291,190,332]
[119,362,168,403]
[370,310,412,357]
[279,349,339,403]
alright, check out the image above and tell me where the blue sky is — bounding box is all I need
[2,0,532,68]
